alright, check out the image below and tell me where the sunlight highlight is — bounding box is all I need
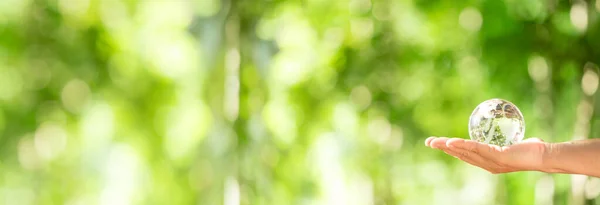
[459,7,483,32]
[34,122,68,161]
[528,55,549,82]
[535,175,554,205]
[100,144,142,205]
[581,68,598,96]
[570,3,588,32]
[81,103,115,151]
[61,79,91,114]
[224,177,240,205]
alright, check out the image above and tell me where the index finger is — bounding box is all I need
[446,138,502,156]
[429,137,452,149]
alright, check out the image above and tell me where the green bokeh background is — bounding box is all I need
[0,0,599,204]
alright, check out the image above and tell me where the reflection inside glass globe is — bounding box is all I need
[468,99,525,146]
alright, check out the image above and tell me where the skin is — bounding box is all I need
[425,136,600,178]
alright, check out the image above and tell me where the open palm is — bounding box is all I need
[425,137,548,174]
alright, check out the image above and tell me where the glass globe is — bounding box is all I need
[468,99,525,146]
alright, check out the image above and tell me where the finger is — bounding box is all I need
[523,137,544,143]
[442,147,490,167]
[442,147,466,159]
[446,138,475,151]
[425,136,437,147]
[448,146,507,169]
[442,147,506,173]
[441,146,477,159]
[447,139,502,158]
[429,137,450,149]
[446,138,470,150]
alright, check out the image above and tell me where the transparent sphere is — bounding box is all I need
[468,99,525,146]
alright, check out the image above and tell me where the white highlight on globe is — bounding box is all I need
[468,99,525,146]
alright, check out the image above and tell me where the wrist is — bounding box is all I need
[540,142,561,173]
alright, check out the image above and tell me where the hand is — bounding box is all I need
[425,136,549,174]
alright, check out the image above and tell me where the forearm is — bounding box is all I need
[542,139,600,177]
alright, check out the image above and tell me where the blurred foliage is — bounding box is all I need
[0,0,600,204]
